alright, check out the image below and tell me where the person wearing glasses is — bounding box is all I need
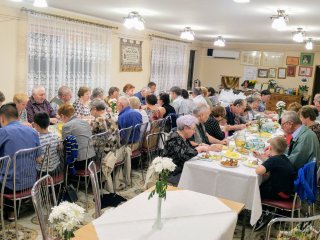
[280,111,320,170]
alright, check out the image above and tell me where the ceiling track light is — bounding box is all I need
[292,28,305,43]
[271,10,288,31]
[123,11,145,30]
[214,36,226,47]
[180,27,195,41]
[305,38,313,50]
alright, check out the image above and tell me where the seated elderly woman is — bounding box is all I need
[299,105,320,143]
[190,103,228,148]
[58,104,95,170]
[162,115,211,185]
[204,105,228,140]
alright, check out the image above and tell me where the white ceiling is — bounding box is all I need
[44,0,320,44]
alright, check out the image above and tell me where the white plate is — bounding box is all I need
[219,161,239,168]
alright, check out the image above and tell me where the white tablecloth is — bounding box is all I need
[93,190,237,240]
[178,159,263,225]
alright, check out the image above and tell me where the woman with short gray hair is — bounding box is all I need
[162,115,211,185]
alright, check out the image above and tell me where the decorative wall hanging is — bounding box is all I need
[120,38,143,72]
[298,66,313,77]
[261,52,284,67]
[287,66,296,77]
[278,68,287,79]
[258,69,268,78]
[240,51,261,65]
[286,56,299,66]
[300,53,314,66]
[221,76,240,89]
[268,68,277,78]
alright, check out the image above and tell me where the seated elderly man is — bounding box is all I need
[170,86,190,115]
[26,85,57,123]
[190,103,228,149]
[280,111,320,170]
[50,86,72,113]
[91,87,105,101]
[162,115,212,185]
[134,87,151,105]
[225,99,247,136]
[192,87,208,106]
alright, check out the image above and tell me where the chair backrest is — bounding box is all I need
[149,118,166,134]
[146,132,166,164]
[131,122,149,150]
[0,155,11,240]
[31,175,57,240]
[163,115,172,133]
[90,131,110,165]
[12,145,43,194]
[88,161,101,218]
[119,126,133,147]
[266,215,320,240]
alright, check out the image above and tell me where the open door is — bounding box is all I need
[312,66,320,100]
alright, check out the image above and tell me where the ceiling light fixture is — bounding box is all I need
[292,28,305,43]
[233,0,250,3]
[33,0,48,8]
[180,27,195,41]
[10,0,23,2]
[123,11,145,30]
[214,36,226,47]
[271,10,288,31]
[305,38,313,50]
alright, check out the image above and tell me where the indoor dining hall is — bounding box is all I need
[1,0,320,239]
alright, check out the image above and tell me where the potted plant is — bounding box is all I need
[298,84,309,95]
[268,79,277,93]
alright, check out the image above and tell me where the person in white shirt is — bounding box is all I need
[192,87,208,106]
[170,86,189,115]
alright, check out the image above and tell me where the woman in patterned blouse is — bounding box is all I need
[13,92,31,126]
[163,115,211,185]
[299,106,320,143]
[90,99,120,153]
[73,86,91,118]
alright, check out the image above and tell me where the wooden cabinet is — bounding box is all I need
[266,93,301,111]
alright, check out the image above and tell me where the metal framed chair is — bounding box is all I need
[146,132,166,168]
[88,161,101,218]
[113,126,133,190]
[31,175,57,240]
[265,215,320,239]
[39,141,65,193]
[2,145,43,239]
[75,131,108,210]
[163,115,172,133]
[130,122,149,180]
[0,155,11,240]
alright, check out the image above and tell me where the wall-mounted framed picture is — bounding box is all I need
[300,53,314,66]
[286,56,299,66]
[258,68,269,78]
[287,66,296,77]
[278,68,287,79]
[268,68,277,78]
[298,66,313,77]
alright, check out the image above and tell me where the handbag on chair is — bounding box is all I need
[57,184,78,203]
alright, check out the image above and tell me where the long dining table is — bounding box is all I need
[73,186,244,240]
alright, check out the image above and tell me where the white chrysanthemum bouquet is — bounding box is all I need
[148,157,176,199]
[276,101,286,117]
[49,201,85,240]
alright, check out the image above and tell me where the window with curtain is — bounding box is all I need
[27,12,112,101]
[150,37,189,93]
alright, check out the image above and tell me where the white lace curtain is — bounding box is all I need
[151,38,189,93]
[27,12,112,101]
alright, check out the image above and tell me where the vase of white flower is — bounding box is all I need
[276,101,286,118]
[147,157,176,230]
[49,202,85,240]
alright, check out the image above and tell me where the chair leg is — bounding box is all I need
[77,176,81,192]
[17,200,22,218]
[14,199,18,240]
[241,210,247,240]
[85,177,88,211]
[1,204,7,240]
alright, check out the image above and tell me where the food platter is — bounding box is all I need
[220,159,239,168]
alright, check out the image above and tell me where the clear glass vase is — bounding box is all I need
[152,196,163,230]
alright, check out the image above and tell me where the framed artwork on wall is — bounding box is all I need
[298,66,313,77]
[286,56,299,66]
[268,68,277,78]
[287,66,296,77]
[278,68,287,79]
[300,53,314,66]
[258,68,268,78]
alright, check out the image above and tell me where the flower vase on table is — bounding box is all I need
[147,157,176,230]
[108,98,117,114]
[276,101,286,119]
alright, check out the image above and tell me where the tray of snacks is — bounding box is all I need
[220,159,239,168]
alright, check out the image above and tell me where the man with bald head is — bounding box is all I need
[50,86,73,113]
[26,86,57,123]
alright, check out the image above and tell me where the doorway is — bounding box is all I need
[312,66,320,100]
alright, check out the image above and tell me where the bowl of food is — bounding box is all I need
[243,158,260,168]
[220,159,238,168]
